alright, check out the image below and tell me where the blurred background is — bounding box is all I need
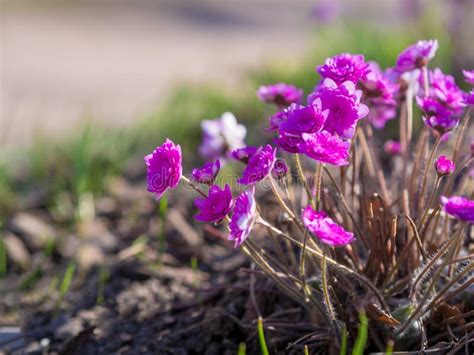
[0,1,473,351]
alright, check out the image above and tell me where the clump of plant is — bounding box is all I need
[145,40,473,353]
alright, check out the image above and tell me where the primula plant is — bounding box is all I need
[145,40,473,353]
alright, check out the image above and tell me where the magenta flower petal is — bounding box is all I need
[309,79,368,139]
[430,68,465,112]
[192,159,220,184]
[464,90,474,106]
[396,39,438,72]
[257,83,303,107]
[145,139,182,200]
[462,69,474,86]
[441,196,474,224]
[435,155,455,176]
[302,206,354,246]
[383,140,401,155]
[194,184,233,222]
[229,187,257,247]
[298,131,350,166]
[317,53,370,84]
[417,97,459,133]
[238,145,277,185]
[229,146,258,163]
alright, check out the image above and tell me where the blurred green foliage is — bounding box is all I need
[0,19,455,214]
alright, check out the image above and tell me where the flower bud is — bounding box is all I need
[383,140,401,155]
[271,158,288,180]
[435,155,455,176]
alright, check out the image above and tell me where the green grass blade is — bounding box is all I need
[237,342,246,355]
[304,345,309,355]
[59,262,76,298]
[352,311,368,355]
[339,323,348,355]
[385,340,394,355]
[257,316,269,355]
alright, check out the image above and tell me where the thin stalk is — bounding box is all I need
[181,175,207,198]
[417,174,442,233]
[257,317,270,355]
[323,167,368,249]
[417,136,442,214]
[452,107,471,164]
[321,253,336,321]
[409,128,429,202]
[314,163,324,210]
[422,65,430,98]
[294,154,313,205]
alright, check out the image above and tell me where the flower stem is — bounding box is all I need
[294,154,313,205]
[417,136,441,215]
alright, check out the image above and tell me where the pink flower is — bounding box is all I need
[302,206,355,246]
[298,131,350,166]
[238,145,277,185]
[267,109,289,132]
[199,112,247,161]
[359,61,399,129]
[430,69,465,112]
[317,53,370,84]
[271,158,288,180]
[463,69,474,85]
[194,184,233,222]
[145,139,182,200]
[441,196,474,224]
[309,79,369,139]
[257,83,303,107]
[384,140,401,155]
[229,146,258,163]
[229,187,257,247]
[273,102,328,153]
[435,155,455,176]
[396,39,438,72]
[417,97,459,133]
[465,90,474,106]
[192,159,220,184]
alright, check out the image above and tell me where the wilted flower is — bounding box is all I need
[417,97,459,133]
[239,145,277,185]
[229,187,257,247]
[194,184,233,222]
[441,196,474,223]
[145,139,182,200]
[463,69,474,85]
[199,112,247,161]
[302,206,355,246]
[298,131,350,166]
[192,159,220,184]
[257,83,303,107]
[317,53,370,84]
[271,158,288,180]
[360,61,399,129]
[396,39,438,72]
[435,155,455,176]
[384,140,401,155]
[309,79,369,139]
[430,69,465,112]
[229,146,258,163]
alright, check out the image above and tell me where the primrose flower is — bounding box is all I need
[192,159,220,184]
[435,155,455,176]
[229,187,257,247]
[298,131,350,166]
[430,69,465,112]
[302,206,355,246]
[360,61,399,129]
[145,139,182,200]
[441,196,474,224]
[317,53,370,84]
[199,112,247,161]
[309,79,369,139]
[271,158,288,180]
[239,145,277,185]
[463,70,474,85]
[257,83,303,107]
[417,97,459,133]
[194,184,233,222]
[229,146,258,163]
[384,140,401,155]
[396,39,438,72]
